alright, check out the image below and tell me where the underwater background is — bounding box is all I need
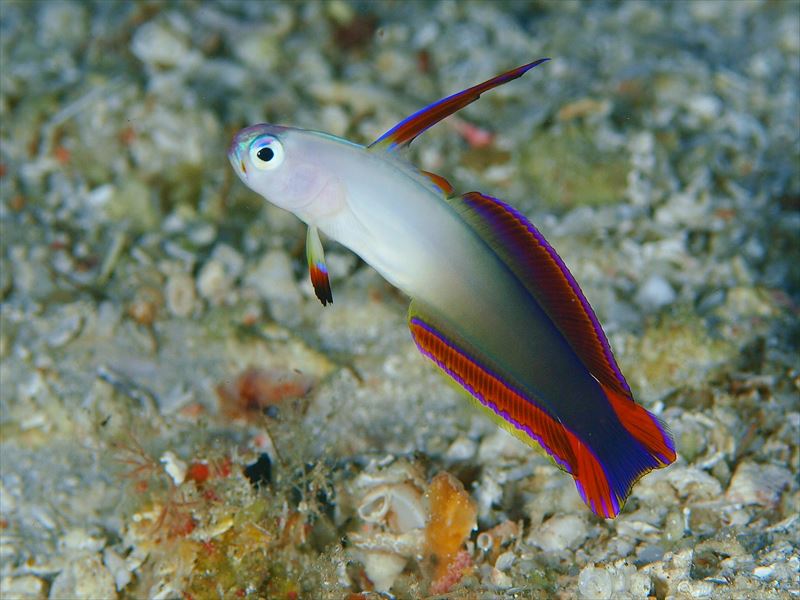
[0,1,798,598]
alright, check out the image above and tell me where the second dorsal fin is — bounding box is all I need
[419,170,454,197]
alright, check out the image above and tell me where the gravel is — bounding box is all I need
[1,1,797,598]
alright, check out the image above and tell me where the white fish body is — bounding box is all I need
[228,60,676,519]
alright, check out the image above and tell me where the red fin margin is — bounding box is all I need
[310,264,332,306]
[306,225,332,306]
[566,383,676,518]
[602,382,676,467]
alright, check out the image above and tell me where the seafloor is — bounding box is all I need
[0,1,798,599]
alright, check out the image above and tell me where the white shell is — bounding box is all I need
[357,486,392,524]
[362,551,407,593]
[476,531,493,552]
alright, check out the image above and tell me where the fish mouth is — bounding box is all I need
[227,144,246,180]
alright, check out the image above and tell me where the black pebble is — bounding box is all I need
[244,453,272,488]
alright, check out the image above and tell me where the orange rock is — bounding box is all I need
[216,367,314,423]
[424,472,477,585]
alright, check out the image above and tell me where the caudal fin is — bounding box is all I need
[603,383,676,466]
[567,384,676,518]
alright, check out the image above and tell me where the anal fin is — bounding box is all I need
[407,302,576,474]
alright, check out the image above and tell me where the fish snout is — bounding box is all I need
[228,124,287,180]
[227,141,246,179]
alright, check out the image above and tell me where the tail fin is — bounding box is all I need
[603,383,676,466]
[566,384,676,518]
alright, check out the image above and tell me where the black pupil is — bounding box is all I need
[257,146,274,162]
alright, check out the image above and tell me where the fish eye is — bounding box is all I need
[249,136,284,171]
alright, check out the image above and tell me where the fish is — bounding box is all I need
[228,59,676,518]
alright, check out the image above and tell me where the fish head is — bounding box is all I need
[228,124,342,220]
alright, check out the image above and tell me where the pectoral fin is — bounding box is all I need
[306,226,332,306]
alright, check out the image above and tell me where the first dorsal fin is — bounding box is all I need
[369,58,550,152]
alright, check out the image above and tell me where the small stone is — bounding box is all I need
[636,544,664,565]
[686,94,722,121]
[362,551,406,593]
[38,1,87,48]
[49,554,117,600]
[165,272,196,317]
[477,429,529,462]
[60,528,105,553]
[46,312,83,348]
[160,451,187,486]
[495,550,515,571]
[376,50,416,86]
[578,563,613,599]
[530,514,589,553]
[635,275,676,312]
[231,29,280,72]
[131,21,190,69]
[244,250,301,306]
[196,259,232,306]
[0,575,46,599]
[752,565,774,580]
[187,223,217,247]
[578,561,650,600]
[326,0,354,25]
[105,178,159,234]
[475,471,503,520]
[320,104,350,138]
[11,246,55,301]
[96,301,122,339]
[667,466,723,500]
[444,436,477,462]
[726,461,792,507]
[102,548,132,592]
[209,243,244,281]
[490,567,512,589]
